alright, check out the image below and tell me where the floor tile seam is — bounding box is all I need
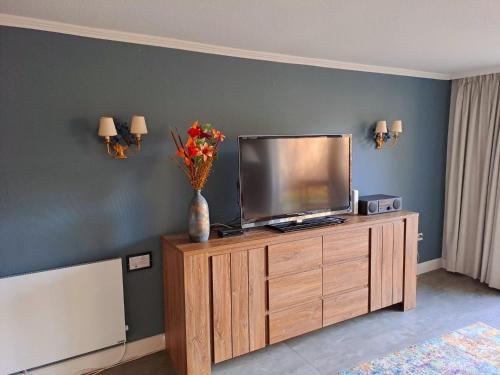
[284,341,323,375]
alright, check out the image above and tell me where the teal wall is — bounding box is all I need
[0,26,450,341]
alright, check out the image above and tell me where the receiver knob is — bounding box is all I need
[393,199,401,210]
[368,202,378,213]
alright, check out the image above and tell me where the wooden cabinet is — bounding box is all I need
[163,212,418,375]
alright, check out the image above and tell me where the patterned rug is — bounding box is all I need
[339,322,500,374]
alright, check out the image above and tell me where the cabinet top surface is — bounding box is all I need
[163,211,418,255]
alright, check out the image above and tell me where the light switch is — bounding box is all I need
[127,252,152,272]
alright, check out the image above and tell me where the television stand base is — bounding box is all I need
[268,216,348,233]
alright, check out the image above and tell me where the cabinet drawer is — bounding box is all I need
[268,237,322,277]
[268,268,322,312]
[323,258,368,296]
[323,287,369,326]
[269,301,322,344]
[323,229,369,264]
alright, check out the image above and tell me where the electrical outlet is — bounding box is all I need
[126,251,152,272]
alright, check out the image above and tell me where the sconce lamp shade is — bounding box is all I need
[391,120,403,133]
[375,121,388,134]
[98,117,117,137]
[130,115,148,135]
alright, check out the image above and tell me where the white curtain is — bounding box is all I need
[443,73,500,289]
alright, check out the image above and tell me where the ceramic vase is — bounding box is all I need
[188,189,210,243]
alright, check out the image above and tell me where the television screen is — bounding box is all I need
[239,135,351,228]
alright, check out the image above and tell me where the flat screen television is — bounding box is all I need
[238,134,352,228]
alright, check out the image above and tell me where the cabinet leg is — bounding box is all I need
[403,216,418,310]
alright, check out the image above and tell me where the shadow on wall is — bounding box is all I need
[68,117,98,151]
[363,122,377,148]
[203,148,241,223]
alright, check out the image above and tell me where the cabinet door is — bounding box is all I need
[370,221,405,311]
[212,254,233,363]
[211,248,266,363]
[231,251,250,357]
[248,248,266,351]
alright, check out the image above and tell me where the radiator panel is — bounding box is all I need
[0,258,126,374]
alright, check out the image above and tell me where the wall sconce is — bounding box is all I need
[374,120,403,149]
[98,115,148,159]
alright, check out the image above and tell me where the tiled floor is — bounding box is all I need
[103,269,500,375]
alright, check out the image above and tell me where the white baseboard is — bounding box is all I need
[28,334,165,375]
[417,257,443,275]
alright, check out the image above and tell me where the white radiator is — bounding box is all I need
[0,258,126,374]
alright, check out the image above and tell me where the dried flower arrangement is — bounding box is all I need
[170,121,225,190]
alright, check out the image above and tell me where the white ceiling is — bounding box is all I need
[1,0,500,79]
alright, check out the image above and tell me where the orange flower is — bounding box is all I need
[200,143,214,161]
[176,149,186,158]
[212,128,225,142]
[183,157,191,166]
